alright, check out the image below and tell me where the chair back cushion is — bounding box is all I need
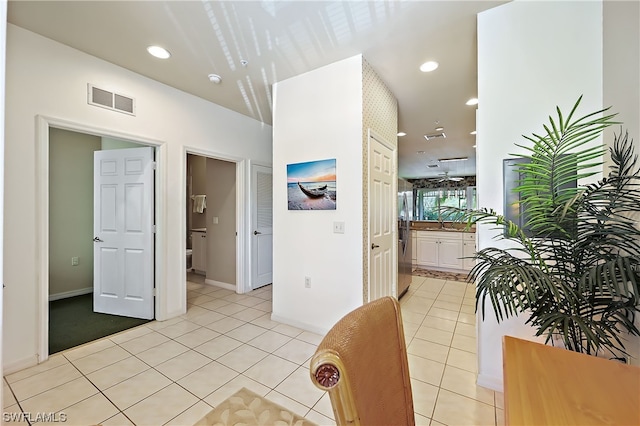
[311,296,414,425]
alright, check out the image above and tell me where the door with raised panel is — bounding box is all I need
[93,147,154,319]
[368,132,396,301]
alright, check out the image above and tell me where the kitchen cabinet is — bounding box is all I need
[416,237,439,268]
[462,233,476,271]
[438,237,464,270]
[191,230,207,273]
[415,230,475,272]
[411,230,417,268]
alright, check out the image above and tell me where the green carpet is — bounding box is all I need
[49,293,152,354]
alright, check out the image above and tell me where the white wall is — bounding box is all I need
[4,25,272,371]
[603,0,640,364]
[48,129,100,298]
[603,0,640,154]
[272,56,365,333]
[476,1,603,391]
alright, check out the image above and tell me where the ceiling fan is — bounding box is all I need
[437,172,464,182]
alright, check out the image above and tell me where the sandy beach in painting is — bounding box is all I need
[287,181,336,210]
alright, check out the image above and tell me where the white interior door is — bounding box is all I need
[251,164,273,289]
[368,132,397,301]
[94,146,155,319]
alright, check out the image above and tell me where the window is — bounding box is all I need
[414,187,476,221]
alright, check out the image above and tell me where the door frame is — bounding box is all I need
[35,115,166,363]
[183,147,248,295]
[366,129,398,302]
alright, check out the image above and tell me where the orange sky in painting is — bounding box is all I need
[287,173,336,183]
[310,173,336,182]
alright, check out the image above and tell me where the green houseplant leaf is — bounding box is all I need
[453,97,640,358]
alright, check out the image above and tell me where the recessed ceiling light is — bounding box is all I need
[435,126,444,132]
[397,132,407,137]
[208,74,222,84]
[470,130,477,135]
[147,45,171,59]
[419,61,439,72]
[417,151,426,154]
[466,98,479,106]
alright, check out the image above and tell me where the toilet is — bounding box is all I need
[186,249,193,270]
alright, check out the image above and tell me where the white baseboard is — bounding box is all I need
[204,279,236,292]
[477,373,503,392]
[270,313,329,336]
[49,287,93,301]
[4,355,39,375]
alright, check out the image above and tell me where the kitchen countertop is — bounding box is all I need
[412,228,475,233]
[410,222,475,233]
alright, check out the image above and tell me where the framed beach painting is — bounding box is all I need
[287,158,336,210]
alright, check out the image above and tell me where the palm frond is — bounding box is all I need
[457,97,640,357]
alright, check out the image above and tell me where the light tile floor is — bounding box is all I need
[3,274,504,425]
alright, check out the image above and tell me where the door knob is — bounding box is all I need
[93,237,104,242]
[254,230,262,235]
[371,243,380,249]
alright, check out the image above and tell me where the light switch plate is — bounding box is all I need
[333,221,345,234]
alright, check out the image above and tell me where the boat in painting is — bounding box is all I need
[298,182,327,198]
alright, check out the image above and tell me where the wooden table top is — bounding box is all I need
[503,336,640,425]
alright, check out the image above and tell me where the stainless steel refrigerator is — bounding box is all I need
[397,179,413,298]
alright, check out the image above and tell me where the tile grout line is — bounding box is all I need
[5,277,495,426]
[404,277,498,425]
[107,315,317,422]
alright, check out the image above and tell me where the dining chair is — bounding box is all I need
[309,296,415,425]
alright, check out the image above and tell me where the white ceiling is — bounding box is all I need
[7,0,506,179]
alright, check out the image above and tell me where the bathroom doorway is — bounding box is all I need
[185,153,238,292]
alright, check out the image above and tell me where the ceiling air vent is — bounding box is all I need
[423,132,447,141]
[88,84,136,116]
[427,164,440,168]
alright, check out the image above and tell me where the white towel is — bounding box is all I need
[193,195,206,213]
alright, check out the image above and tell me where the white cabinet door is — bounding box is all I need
[462,234,476,271]
[411,230,417,268]
[438,238,463,270]
[417,237,439,267]
[192,231,207,273]
[416,231,477,272]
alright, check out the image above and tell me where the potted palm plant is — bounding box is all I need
[454,97,640,359]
